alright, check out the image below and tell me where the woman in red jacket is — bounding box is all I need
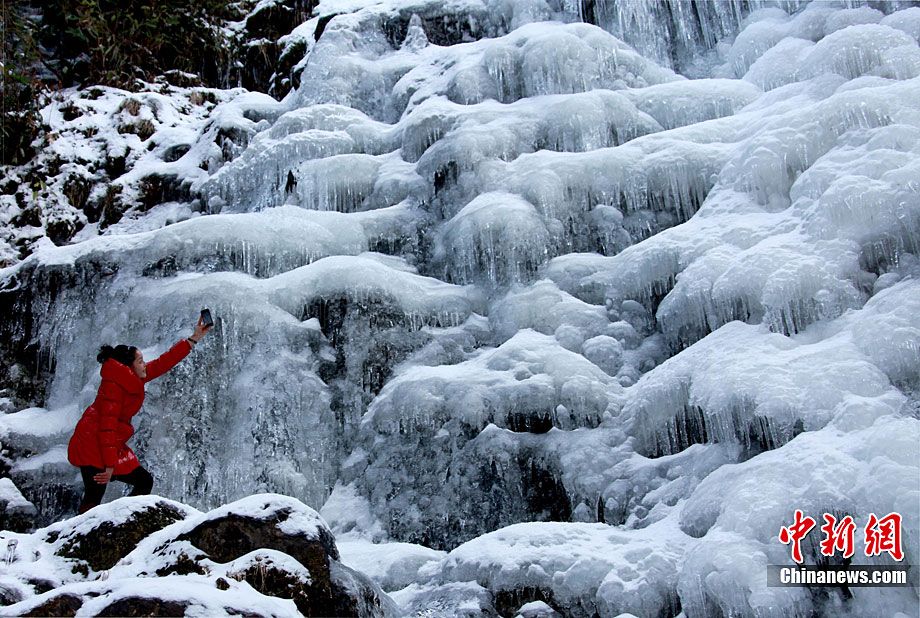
[67,317,212,513]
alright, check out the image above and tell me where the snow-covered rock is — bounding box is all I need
[0,494,399,617]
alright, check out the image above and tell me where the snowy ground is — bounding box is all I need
[1,0,919,616]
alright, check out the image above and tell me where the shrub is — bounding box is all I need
[1,1,44,165]
[37,0,239,89]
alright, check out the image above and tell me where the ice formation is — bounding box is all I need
[1,0,919,616]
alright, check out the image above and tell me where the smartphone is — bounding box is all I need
[200,308,213,327]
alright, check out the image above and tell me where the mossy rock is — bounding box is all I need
[175,506,340,610]
[227,551,314,615]
[177,506,339,567]
[46,215,84,246]
[52,499,190,572]
[224,550,399,618]
[153,543,210,577]
[95,597,188,617]
[171,497,397,616]
[138,173,191,211]
[0,583,23,607]
[21,593,83,617]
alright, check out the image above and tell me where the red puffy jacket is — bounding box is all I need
[67,339,192,475]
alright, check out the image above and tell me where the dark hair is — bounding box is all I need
[97,344,138,366]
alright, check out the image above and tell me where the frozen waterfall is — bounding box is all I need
[1,0,918,616]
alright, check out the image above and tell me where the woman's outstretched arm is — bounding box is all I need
[143,317,213,382]
[143,339,193,382]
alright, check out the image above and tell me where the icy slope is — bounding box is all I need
[1,0,919,616]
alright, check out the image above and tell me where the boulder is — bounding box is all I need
[0,582,24,607]
[225,549,314,615]
[175,494,338,568]
[329,559,402,618]
[0,471,38,533]
[20,592,83,617]
[45,496,195,575]
[95,597,188,617]
[149,540,210,577]
[171,494,397,617]
[2,494,399,617]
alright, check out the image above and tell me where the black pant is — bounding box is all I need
[78,465,154,514]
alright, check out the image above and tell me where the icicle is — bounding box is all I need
[5,539,17,565]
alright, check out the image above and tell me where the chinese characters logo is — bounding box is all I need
[779,510,903,563]
[779,509,904,563]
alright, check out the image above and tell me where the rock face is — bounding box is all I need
[239,0,316,97]
[1,494,398,618]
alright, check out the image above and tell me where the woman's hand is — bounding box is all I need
[94,467,114,484]
[190,316,213,343]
